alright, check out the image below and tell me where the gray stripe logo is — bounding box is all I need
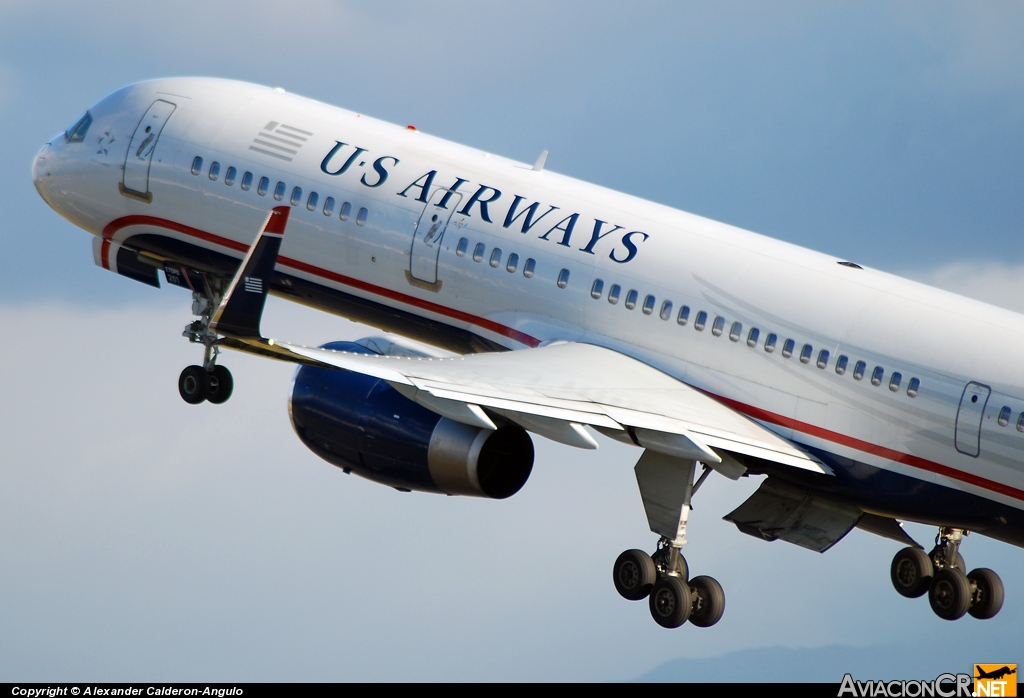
[249,121,313,162]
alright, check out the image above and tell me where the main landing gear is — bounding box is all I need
[179,287,233,406]
[614,452,726,629]
[890,526,1004,621]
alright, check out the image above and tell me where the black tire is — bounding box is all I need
[613,549,657,601]
[207,365,234,405]
[688,575,726,628]
[928,546,966,572]
[178,365,209,404]
[891,547,933,598]
[967,568,1004,620]
[649,576,691,629]
[652,547,689,581]
[928,568,971,620]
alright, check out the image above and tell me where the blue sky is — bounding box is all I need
[2,1,1023,681]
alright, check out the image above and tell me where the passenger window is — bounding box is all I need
[489,248,502,268]
[642,295,656,315]
[208,161,221,181]
[557,269,570,289]
[1017,412,1024,432]
[340,202,352,221]
[273,181,286,201]
[890,372,902,391]
[871,366,884,386]
[191,156,203,175]
[694,311,707,331]
[677,305,690,325]
[290,186,303,206]
[323,196,335,216]
[356,207,368,226]
[799,344,812,364]
[307,191,319,211]
[472,243,485,262]
[782,339,795,358]
[765,333,777,353]
[835,355,848,375]
[729,322,742,342]
[624,290,638,309]
[998,406,1011,427]
[711,316,725,336]
[523,258,536,278]
[747,327,759,347]
[456,238,469,257]
[608,284,621,305]
[257,177,270,196]
[506,253,519,273]
[907,377,920,398]
[853,361,866,380]
[817,350,829,369]
[660,301,673,321]
[591,279,604,299]
[240,171,253,191]
[224,166,237,186]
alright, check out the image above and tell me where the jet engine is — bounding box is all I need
[288,342,534,499]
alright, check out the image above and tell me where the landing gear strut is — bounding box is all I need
[613,453,726,629]
[889,526,1004,621]
[178,285,233,405]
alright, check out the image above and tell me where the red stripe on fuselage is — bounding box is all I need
[101,215,541,347]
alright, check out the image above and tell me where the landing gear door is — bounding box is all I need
[121,99,176,202]
[955,381,990,457]
[407,188,463,291]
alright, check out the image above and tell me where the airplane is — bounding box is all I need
[32,77,1022,629]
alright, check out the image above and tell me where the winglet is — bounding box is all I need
[210,206,290,340]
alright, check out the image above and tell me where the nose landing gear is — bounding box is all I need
[178,287,233,405]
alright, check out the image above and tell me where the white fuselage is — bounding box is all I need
[33,78,1024,537]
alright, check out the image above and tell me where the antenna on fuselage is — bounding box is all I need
[532,150,548,172]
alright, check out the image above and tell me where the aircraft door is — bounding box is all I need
[121,99,176,202]
[954,381,990,457]
[407,188,463,291]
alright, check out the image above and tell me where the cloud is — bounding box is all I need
[903,261,1024,314]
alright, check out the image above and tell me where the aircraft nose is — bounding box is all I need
[32,143,51,200]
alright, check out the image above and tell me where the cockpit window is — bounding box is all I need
[65,112,93,143]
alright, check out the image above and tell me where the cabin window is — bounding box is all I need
[660,301,673,321]
[506,253,519,273]
[642,295,656,315]
[835,355,848,375]
[871,366,884,386]
[523,258,536,278]
[290,186,303,206]
[817,349,830,369]
[853,361,866,380]
[998,406,1011,427]
[889,372,902,392]
[456,238,468,257]
[356,207,368,226]
[273,181,286,201]
[190,156,203,175]
[782,339,795,358]
[208,161,220,181]
[257,177,270,196]
[694,311,707,331]
[799,344,813,364]
[489,248,502,268]
[557,269,570,289]
[224,166,237,186]
[729,322,742,342]
[677,305,690,325]
[712,316,725,336]
[472,243,485,262]
[907,377,920,398]
[1017,412,1024,432]
[340,202,351,221]
[624,290,638,309]
[591,279,604,299]
[306,191,319,211]
[608,284,621,305]
[765,333,777,353]
[240,171,253,191]
[323,196,335,216]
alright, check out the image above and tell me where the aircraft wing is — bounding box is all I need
[211,206,828,477]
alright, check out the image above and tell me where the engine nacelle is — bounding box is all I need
[288,342,534,499]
